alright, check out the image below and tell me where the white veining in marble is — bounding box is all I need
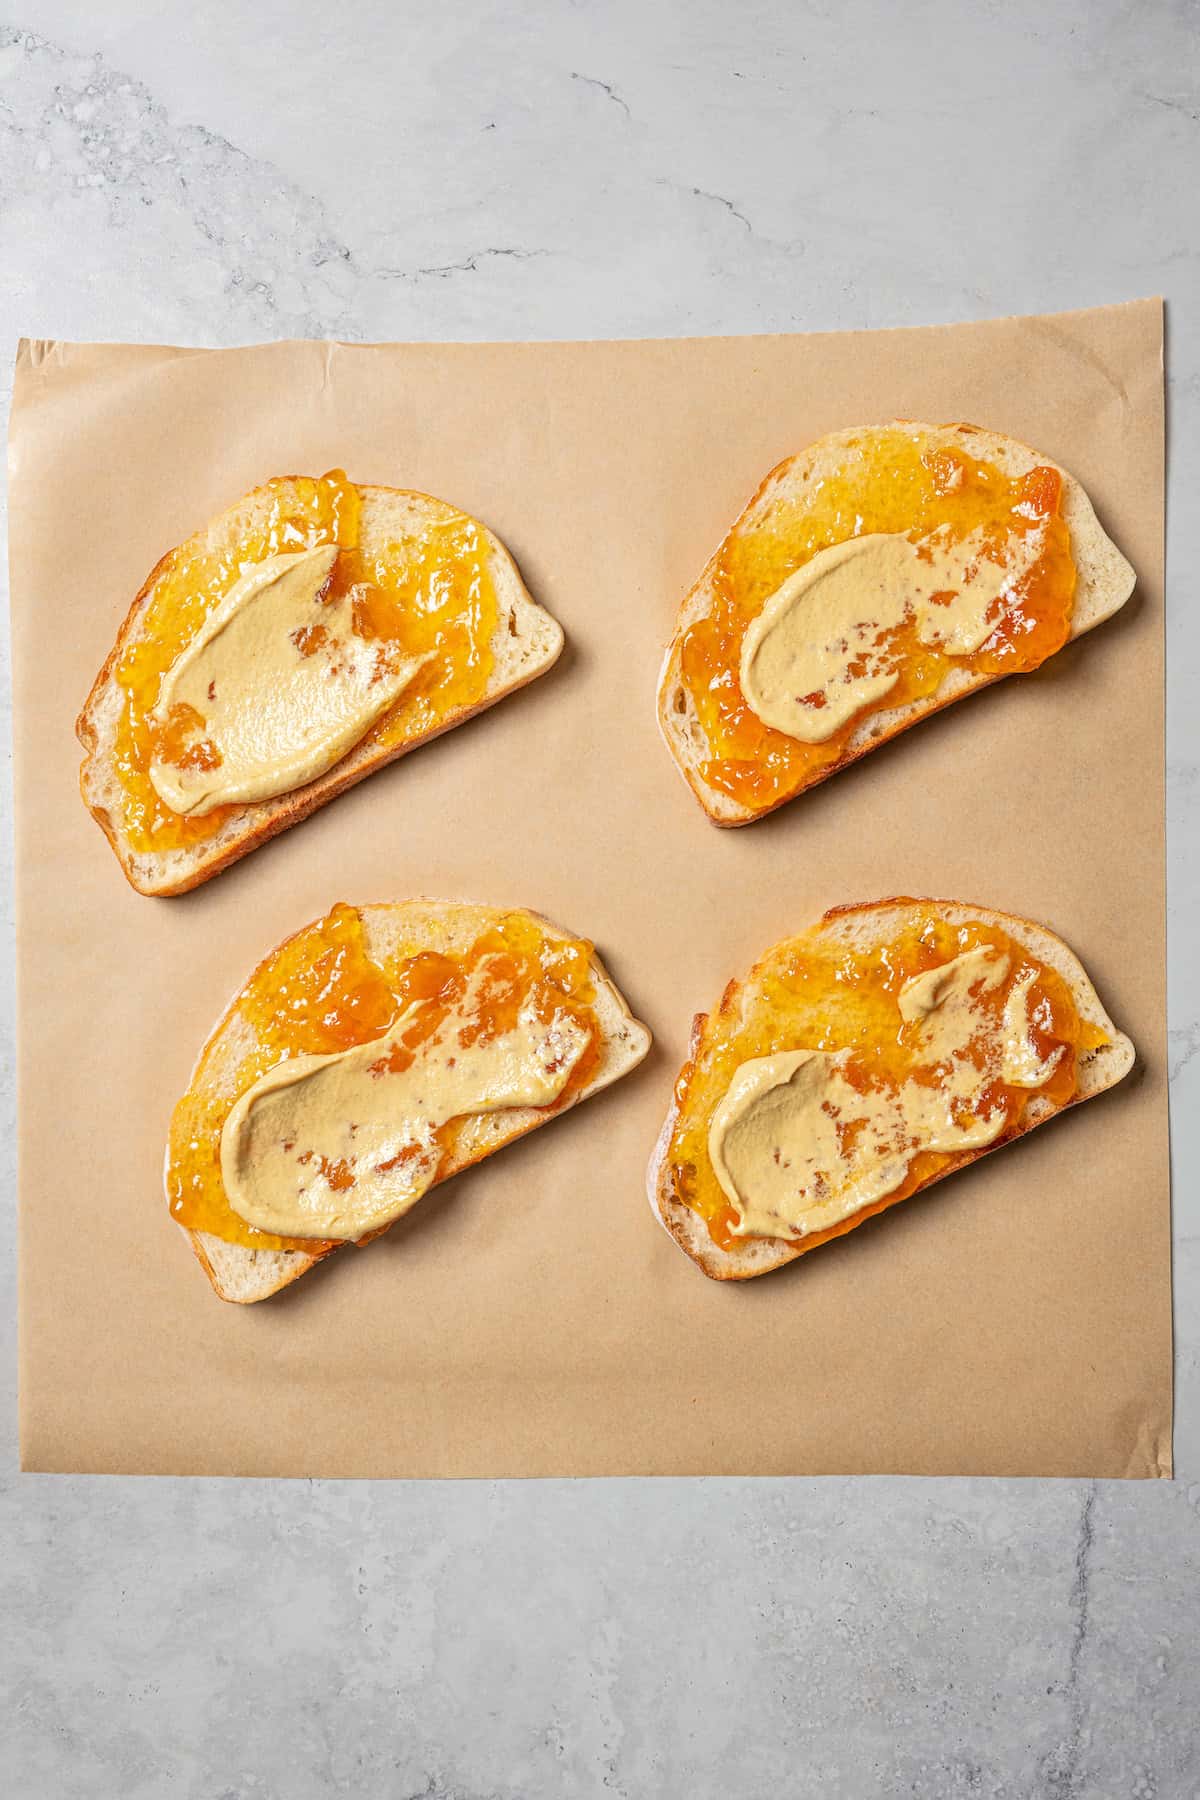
[1,3,1197,1795]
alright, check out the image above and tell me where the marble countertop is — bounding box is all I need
[2,3,1197,1794]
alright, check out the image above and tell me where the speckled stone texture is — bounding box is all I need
[1,3,1197,1795]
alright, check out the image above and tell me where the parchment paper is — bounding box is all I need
[11,300,1168,1478]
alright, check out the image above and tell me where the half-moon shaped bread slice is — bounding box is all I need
[175,900,651,1304]
[79,477,564,894]
[657,423,1135,825]
[648,898,1133,1279]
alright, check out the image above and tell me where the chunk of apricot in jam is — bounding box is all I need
[669,909,1108,1252]
[679,427,1077,810]
[166,905,601,1253]
[290,622,328,657]
[151,702,221,773]
[113,471,499,854]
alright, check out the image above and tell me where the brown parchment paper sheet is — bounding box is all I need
[11,300,1168,1478]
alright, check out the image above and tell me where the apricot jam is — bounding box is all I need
[669,910,1109,1252]
[115,472,499,853]
[679,427,1076,809]
[167,904,601,1253]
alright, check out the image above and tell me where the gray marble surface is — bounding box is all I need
[2,2,1197,1794]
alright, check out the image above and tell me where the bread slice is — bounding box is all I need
[648,898,1134,1279]
[78,480,564,895]
[177,901,651,1303]
[657,423,1136,825]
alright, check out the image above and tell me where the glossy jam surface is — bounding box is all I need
[115,471,499,852]
[678,427,1077,810]
[167,904,600,1252]
[669,910,1109,1252]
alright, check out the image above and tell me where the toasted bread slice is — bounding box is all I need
[78,480,564,895]
[648,898,1134,1279]
[657,423,1136,825]
[177,901,651,1303]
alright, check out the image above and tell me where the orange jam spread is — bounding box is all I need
[115,471,499,853]
[679,426,1076,809]
[669,909,1109,1252]
[167,904,600,1253]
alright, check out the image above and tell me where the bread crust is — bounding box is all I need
[647,897,1135,1280]
[656,422,1136,826]
[77,479,564,895]
[173,900,652,1303]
